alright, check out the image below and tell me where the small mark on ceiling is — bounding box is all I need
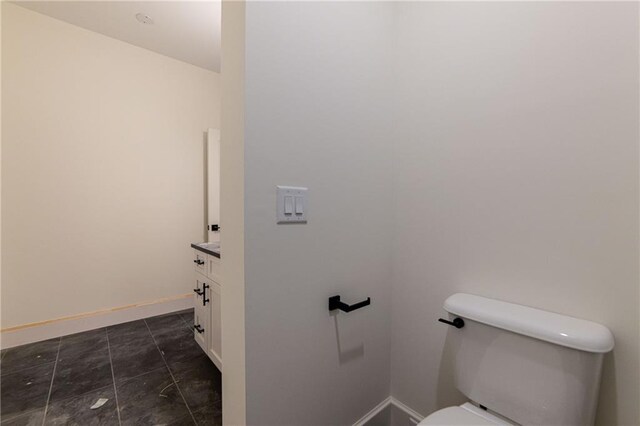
[135,13,154,25]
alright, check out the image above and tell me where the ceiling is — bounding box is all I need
[14,1,221,72]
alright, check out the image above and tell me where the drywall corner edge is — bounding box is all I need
[220,0,247,424]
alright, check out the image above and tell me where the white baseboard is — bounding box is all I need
[353,397,393,426]
[353,396,425,426]
[389,397,425,425]
[1,294,193,349]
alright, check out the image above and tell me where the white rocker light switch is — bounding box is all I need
[295,196,304,215]
[284,196,294,215]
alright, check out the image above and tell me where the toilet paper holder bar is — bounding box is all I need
[329,295,371,313]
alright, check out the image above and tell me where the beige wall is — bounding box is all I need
[0,1,3,333]
[1,3,220,327]
[220,1,246,424]
[241,2,395,424]
[390,3,639,425]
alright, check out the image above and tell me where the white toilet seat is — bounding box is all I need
[418,403,514,426]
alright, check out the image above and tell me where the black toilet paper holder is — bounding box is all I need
[329,295,371,313]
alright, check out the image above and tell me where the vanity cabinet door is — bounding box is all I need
[208,281,222,370]
[207,255,221,284]
[193,276,210,353]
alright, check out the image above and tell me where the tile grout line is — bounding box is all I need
[0,360,57,378]
[179,312,189,327]
[112,365,168,386]
[179,310,193,330]
[143,318,198,426]
[40,337,62,426]
[105,328,123,426]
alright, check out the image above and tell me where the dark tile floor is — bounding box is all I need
[0,309,221,425]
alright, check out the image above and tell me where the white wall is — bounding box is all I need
[241,2,395,424]
[1,3,220,328]
[389,3,639,425]
[228,2,639,425]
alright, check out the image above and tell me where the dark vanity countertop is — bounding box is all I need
[191,242,221,258]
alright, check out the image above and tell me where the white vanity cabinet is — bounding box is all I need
[207,280,222,366]
[192,247,222,370]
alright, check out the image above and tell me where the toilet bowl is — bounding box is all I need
[418,403,512,425]
[420,293,614,426]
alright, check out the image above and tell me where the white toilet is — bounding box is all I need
[419,293,614,426]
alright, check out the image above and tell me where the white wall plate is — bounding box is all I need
[276,186,308,224]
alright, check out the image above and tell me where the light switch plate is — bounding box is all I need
[277,186,308,224]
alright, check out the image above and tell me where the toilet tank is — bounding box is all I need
[443,294,614,426]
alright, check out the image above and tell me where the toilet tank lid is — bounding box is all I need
[444,293,614,353]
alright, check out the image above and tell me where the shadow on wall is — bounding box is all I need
[333,313,365,365]
[436,329,466,408]
[595,354,617,425]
